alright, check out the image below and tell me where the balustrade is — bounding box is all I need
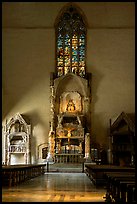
[55,154,83,163]
[9,145,26,153]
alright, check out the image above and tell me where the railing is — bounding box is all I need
[54,153,84,163]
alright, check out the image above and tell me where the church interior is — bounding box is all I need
[2,2,135,202]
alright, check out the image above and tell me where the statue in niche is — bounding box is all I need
[66,99,76,112]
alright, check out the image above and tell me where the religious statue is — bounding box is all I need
[66,99,76,112]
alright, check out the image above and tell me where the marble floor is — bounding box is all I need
[2,172,106,202]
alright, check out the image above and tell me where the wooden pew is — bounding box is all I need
[85,164,135,186]
[2,164,46,187]
[126,183,136,202]
[104,172,135,202]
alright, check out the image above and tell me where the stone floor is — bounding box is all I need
[2,172,106,202]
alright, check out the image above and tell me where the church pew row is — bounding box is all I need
[2,164,46,187]
[84,164,135,186]
[103,172,135,202]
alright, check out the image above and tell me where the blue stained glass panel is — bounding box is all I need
[79,56,84,61]
[64,34,70,68]
[64,34,70,44]
[79,50,85,56]
[72,48,78,56]
[56,12,86,78]
[57,35,63,46]
[79,34,85,77]
[72,34,78,73]
[72,55,78,62]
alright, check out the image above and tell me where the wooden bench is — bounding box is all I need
[2,164,46,187]
[85,164,135,186]
[104,172,135,202]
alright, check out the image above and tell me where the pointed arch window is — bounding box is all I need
[55,5,87,78]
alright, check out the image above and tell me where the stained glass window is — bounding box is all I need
[55,6,86,78]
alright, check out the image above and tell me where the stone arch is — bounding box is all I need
[54,2,88,29]
[54,73,89,116]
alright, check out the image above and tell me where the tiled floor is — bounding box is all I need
[2,172,106,202]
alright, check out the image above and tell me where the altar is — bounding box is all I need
[46,70,92,163]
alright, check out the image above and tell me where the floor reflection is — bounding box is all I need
[2,172,106,202]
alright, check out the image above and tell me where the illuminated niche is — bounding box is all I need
[59,91,82,114]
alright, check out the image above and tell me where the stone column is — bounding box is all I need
[46,74,55,163]
[50,85,55,132]
[84,133,91,162]
[6,134,10,165]
[27,125,31,164]
[2,126,6,165]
